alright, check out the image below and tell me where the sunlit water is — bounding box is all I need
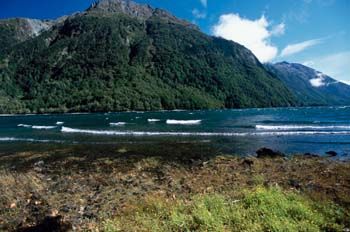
[1,106,350,156]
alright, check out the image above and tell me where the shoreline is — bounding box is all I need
[1,105,349,117]
[0,145,349,231]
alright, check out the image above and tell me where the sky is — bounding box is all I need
[0,0,349,84]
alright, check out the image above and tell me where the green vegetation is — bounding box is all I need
[103,186,345,231]
[0,11,296,114]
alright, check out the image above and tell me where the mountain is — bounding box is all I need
[0,0,296,114]
[266,62,350,106]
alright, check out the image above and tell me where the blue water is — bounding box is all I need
[1,106,350,156]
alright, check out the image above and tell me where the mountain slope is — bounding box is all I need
[266,62,350,106]
[0,0,296,113]
[0,18,55,54]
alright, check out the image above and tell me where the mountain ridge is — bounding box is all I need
[266,62,350,106]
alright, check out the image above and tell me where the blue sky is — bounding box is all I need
[0,0,349,83]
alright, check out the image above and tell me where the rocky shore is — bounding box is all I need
[0,144,349,231]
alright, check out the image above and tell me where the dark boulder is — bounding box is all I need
[16,216,71,232]
[288,179,301,189]
[256,148,285,158]
[326,151,337,157]
[303,153,319,158]
[242,159,254,167]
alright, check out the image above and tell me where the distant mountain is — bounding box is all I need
[266,62,350,106]
[0,0,296,114]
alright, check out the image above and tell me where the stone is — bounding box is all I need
[256,148,285,158]
[242,159,254,166]
[325,151,337,157]
[303,153,319,158]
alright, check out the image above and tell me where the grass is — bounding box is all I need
[102,186,346,232]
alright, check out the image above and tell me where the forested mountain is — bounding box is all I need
[0,0,297,114]
[266,62,350,106]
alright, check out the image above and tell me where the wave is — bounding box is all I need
[32,126,57,129]
[17,124,57,130]
[56,121,64,125]
[166,120,202,125]
[18,124,32,128]
[0,114,18,117]
[256,125,350,130]
[110,122,127,126]
[148,119,161,122]
[258,120,332,125]
[0,137,64,143]
[61,127,350,137]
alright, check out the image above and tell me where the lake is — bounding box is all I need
[1,106,350,156]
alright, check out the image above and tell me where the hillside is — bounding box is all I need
[0,0,297,114]
[0,18,54,54]
[266,62,350,106]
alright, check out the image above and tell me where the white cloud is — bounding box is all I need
[302,51,350,83]
[192,8,206,19]
[309,73,326,87]
[302,60,314,66]
[281,38,323,57]
[200,0,207,8]
[271,23,285,36]
[212,14,282,63]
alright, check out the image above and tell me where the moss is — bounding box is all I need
[102,186,346,232]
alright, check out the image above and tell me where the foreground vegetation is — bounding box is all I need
[0,144,349,231]
[103,187,347,231]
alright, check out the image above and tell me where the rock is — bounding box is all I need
[34,160,44,167]
[303,153,319,158]
[256,148,285,158]
[326,151,337,157]
[288,179,301,189]
[242,159,254,166]
[17,216,71,232]
[33,167,43,173]
[33,160,45,172]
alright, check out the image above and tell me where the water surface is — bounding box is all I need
[1,106,349,156]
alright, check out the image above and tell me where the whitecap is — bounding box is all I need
[256,125,350,130]
[56,121,64,125]
[17,124,56,129]
[148,119,160,122]
[110,122,127,126]
[166,120,202,125]
[32,126,57,130]
[0,137,63,143]
[18,124,32,128]
[61,126,350,137]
